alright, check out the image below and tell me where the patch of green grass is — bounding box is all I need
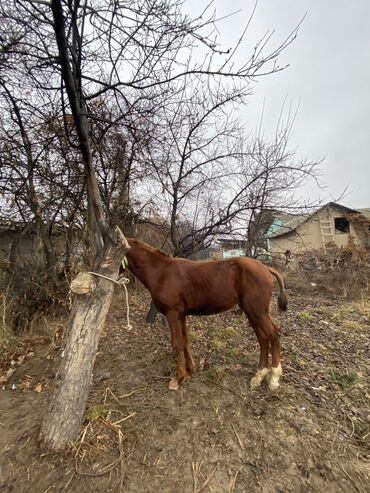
[205,366,226,382]
[85,404,106,422]
[217,326,236,339]
[209,338,226,352]
[326,369,360,390]
[188,331,199,343]
[229,346,244,358]
[296,311,315,321]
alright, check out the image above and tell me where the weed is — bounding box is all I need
[205,366,225,382]
[326,369,360,390]
[209,338,226,352]
[341,320,364,330]
[188,331,199,343]
[229,347,244,358]
[216,326,236,340]
[297,311,315,321]
[85,404,106,422]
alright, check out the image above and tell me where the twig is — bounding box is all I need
[118,429,125,493]
[195,465,218,493]
[42,486,54,493]
[119,387,148,399]
[99,417,121,433]
[112,412,136,425]
[192,461,202,493]
[19,436,31,450]
[232,424,244,450]
[63,471,75,491]
[106,387,120,404]
[228,470,240,493]
[75,455,121,477]
[340,465,361,493]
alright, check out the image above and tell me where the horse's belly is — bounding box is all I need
[186,294,238,316]
[188,304,235,316]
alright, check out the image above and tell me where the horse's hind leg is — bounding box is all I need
[167,311,187,390]
[182,318,195,377]
[267,318,282,390]
[249,318,270,388]
[247,312,282,390]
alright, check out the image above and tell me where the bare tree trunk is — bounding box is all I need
[39,242,126,450]
[39,269,114,450]
[39,0,121,450]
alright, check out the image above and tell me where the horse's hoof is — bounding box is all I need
[268,380,280,391]
[250,376,261,389]
[169,378,179,390]
[268,365,282,391]
[250,368,269,389]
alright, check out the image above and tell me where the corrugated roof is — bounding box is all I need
[266,212,309,238]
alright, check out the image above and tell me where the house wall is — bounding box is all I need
[0,231,35,258]
[269,205,367,256]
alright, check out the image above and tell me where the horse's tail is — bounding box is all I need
[268,267,288,311]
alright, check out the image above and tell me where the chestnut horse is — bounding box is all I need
[122,238,288,391]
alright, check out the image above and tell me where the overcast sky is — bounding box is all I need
[186,0,370,209]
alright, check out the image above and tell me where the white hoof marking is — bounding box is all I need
[250,368,269,388]
[169,378,179,391]
[268,364,282,390]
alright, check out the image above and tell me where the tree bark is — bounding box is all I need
[38,1,125,451]
[39,245,125,450]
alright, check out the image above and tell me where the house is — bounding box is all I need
[217,238,247,259]
[266,202,370,257]
[0,220,37,258]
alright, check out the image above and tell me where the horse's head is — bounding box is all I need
[114,225,131,252]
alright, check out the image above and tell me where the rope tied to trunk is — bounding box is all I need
[87,271,132,331]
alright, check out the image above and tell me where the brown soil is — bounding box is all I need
[1,286,369,493]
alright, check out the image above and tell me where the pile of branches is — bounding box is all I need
[295,245,370,298]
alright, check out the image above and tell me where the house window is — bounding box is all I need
[334,217,349,234]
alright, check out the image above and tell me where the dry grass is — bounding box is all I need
[0,256,69,336]
[1,272,369,492]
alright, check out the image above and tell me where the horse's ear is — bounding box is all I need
[114,226,131,252]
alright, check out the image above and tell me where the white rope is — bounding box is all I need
[87,271,132,331]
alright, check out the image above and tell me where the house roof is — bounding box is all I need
[217,238,248,247]
[357,208,370,219]
[0,219,71,234]
[265,211,309,239]
[266,202,364,239]
[0,220,30,233]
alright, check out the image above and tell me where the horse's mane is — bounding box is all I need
[128,238,172,259]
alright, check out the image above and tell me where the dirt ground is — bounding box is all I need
[1,283,369,493]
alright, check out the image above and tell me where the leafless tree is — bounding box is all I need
[1,0,304,450]
[242,117,321,256]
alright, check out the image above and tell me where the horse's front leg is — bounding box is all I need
[167,311,187,390]
[182,317,195,378]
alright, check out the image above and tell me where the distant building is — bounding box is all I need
[217,238,247,259]
[265,202,370,257]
